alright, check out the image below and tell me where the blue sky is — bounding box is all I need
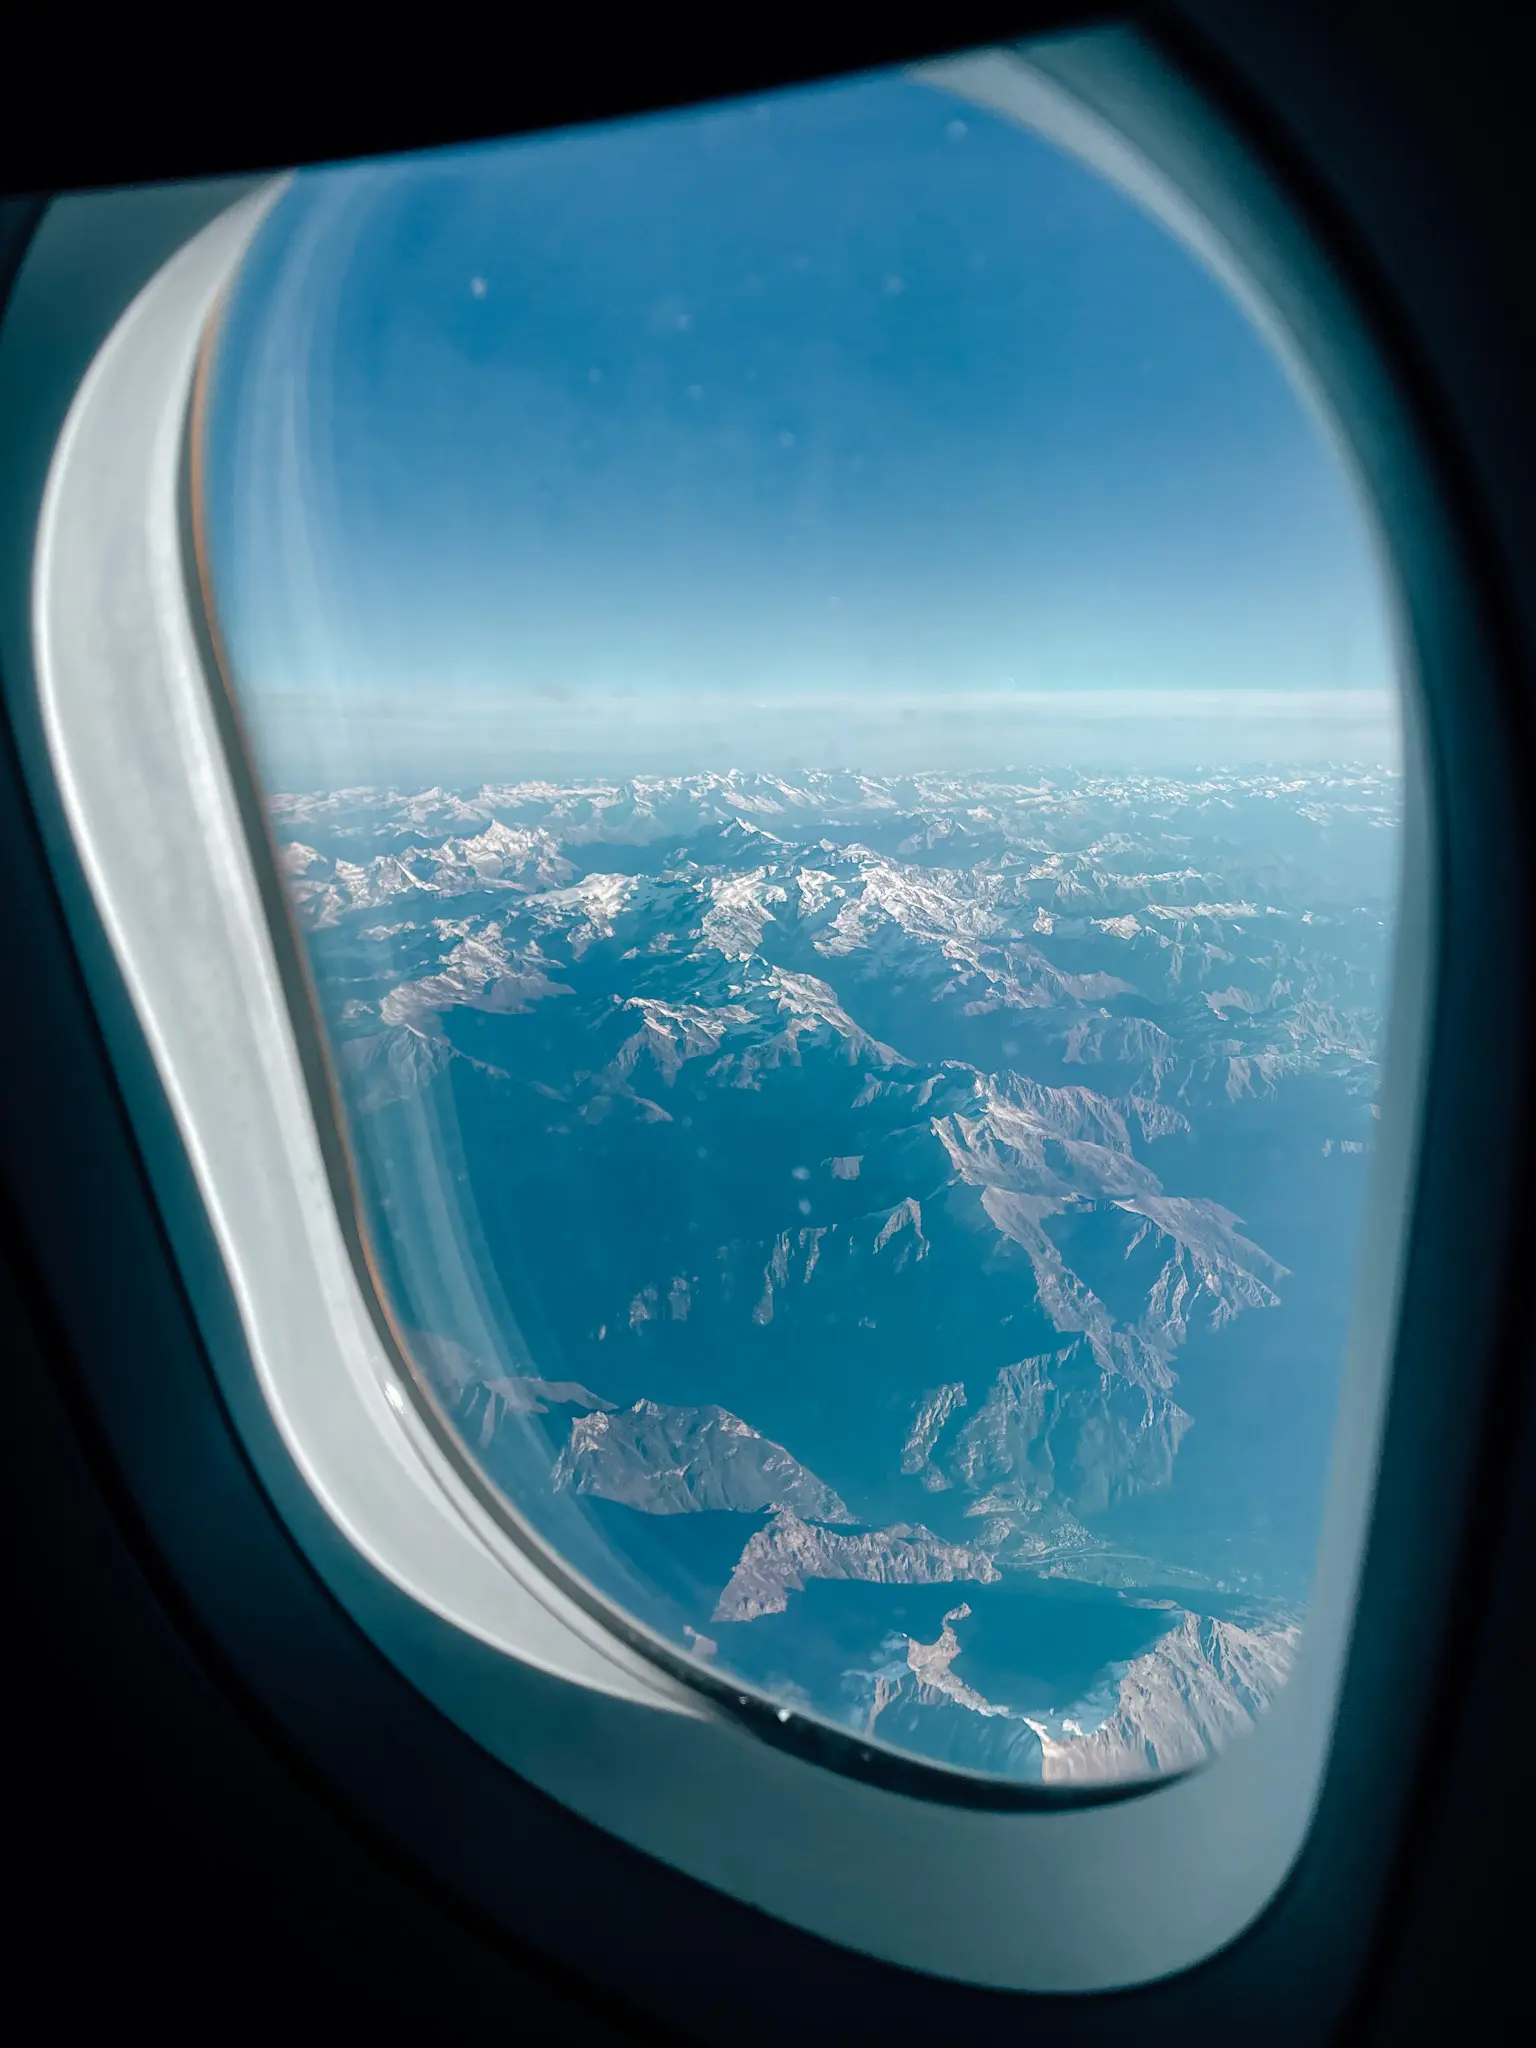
[204,66,1398,785]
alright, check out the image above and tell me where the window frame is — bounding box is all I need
[0,20,1520,2017]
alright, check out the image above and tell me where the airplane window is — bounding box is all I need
[194,63,1404,1788]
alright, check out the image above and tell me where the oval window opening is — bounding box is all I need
[198,55,1405,1789]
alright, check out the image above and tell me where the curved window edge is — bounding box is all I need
[2,27,1453,1995]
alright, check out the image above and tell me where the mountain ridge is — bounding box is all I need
[270,764,1396,1783]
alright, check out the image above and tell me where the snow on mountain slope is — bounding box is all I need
[854,1602,1297,1781]
[267,765,1397,1780]
[1025,1611,1300,1783]
[379,923,574,1030]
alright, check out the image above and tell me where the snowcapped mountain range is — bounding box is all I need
[271,765,1399,1784]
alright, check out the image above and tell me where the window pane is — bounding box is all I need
[200,64,1403,1786]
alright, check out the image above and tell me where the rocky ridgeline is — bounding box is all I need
[276,770,1394,1783]
[552,1400,852,1522]
[443,1349,1297,1776]
[713,1511,1000,1623]
[853,1602,1300,1782]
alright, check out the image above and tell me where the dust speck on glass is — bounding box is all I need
[200,58,1403,1786]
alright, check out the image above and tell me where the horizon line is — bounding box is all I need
[265,758,1404,799]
